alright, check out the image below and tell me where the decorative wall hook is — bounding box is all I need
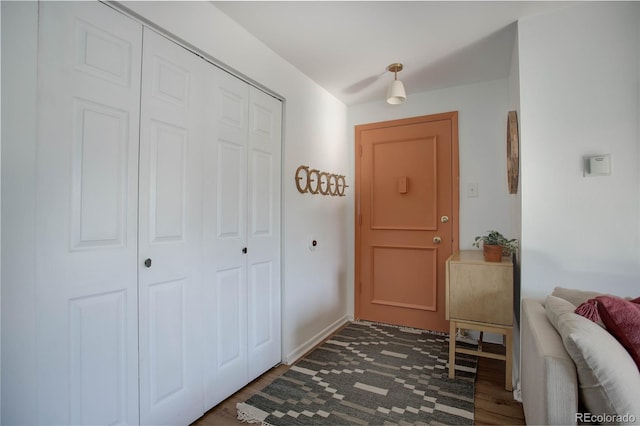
[295,165,348,196]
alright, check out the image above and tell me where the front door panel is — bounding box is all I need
[356,113,458,332]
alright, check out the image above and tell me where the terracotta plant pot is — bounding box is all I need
[483,244,503,262]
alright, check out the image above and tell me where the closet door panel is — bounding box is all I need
[218,142,244,237]
[149,121,187,241]
[138,28,205,426]
[248,260,275,349]
[35,3,142,425]
[250,151,274,235]
[203,69,250,408]
[71,100,129,248]
[247,88,282,381]
[147,278,187,403]
[215,268,246,365]
[69,291,128,425]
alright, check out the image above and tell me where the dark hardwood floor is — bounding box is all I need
[474,343,526,425]
[193,341,525,426]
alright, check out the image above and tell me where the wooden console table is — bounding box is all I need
[445,250,513,391]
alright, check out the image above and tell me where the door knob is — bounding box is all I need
[242,247,247,254]
[144,258,152,268]
[433,236,442,244]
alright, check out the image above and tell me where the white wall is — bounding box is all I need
[508,32,522,248]
[0,3,3,420]
[507,28,523,398]
[117,1,352,362]
[347,78,514,317]
[518,2,640,301]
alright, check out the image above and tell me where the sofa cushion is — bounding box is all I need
[545,295,578,329]
[546,295,640,419]
[552,286,602,307]
[596,295,640,370]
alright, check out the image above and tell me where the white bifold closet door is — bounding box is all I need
[245,88,282,381]
[32,1,281,424]
[203,67,282,408]
[137,28,207,425]
[35,3,142,424]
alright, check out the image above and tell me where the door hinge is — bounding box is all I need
[360,145,363,157]
[359,214,362,226]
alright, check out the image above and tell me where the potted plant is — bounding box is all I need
[473,230,518,262]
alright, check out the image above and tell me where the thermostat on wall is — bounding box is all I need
[584,154,611,177]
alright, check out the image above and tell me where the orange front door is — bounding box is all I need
[355,112,459,333]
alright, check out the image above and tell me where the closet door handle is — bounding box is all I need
[144,258,152,268]
[242,247,247,254]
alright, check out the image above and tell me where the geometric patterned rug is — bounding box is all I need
[237,321,477,425]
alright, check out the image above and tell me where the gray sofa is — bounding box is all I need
[521,298,578,425]
[521,289,640,426]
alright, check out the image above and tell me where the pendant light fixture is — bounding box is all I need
[386,63,406,105]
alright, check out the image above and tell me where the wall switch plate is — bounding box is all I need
[467,182,479,197]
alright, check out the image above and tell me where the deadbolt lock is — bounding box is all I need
[441,215,449,223]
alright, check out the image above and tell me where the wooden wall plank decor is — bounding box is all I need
[507,111,519,195]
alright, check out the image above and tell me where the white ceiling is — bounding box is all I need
[213,1,574,105]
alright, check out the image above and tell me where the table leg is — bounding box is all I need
[449,320,456,379]
[505,327,513,391]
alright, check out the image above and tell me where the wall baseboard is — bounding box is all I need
[283,314,353,364]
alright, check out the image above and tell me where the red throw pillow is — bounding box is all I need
[595,295,640,369]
